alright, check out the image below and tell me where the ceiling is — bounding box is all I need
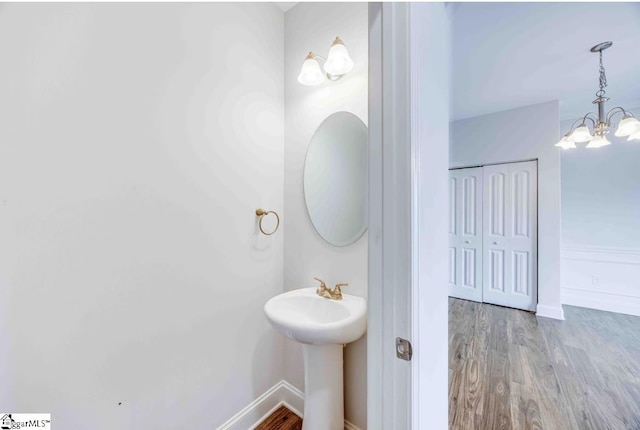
[450,3,640,121]
[273,2,297,13]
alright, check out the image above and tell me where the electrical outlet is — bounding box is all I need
[592,276,600,286]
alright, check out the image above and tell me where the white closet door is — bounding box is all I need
[482,161,537,311]
[448,167,483,302]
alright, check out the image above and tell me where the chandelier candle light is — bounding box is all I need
[556,41,640,150]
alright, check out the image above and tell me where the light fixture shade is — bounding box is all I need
[554,135,576,149]
[323,37,354,76]
[615,116,640,137]
[572,125,592,142]
[628,130,640,141]
[586,134,611,149]
[298,54,325,86]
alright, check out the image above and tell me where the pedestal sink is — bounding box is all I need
[264,287,367,430]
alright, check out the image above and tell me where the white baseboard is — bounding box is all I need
[278,381,304,419]
[536,304,565,320]
[562,288,640,317]
[216,380,301,430]
[561,246,640,317]
[217,380,363,430]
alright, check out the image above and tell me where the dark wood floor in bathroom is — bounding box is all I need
[256,405,302,430]
[449,297,640,430]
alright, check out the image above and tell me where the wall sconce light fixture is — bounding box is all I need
[297,37,354,86]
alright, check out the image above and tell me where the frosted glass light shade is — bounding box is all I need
[554,135,576,149]
[298,55,325,86]
[615,116,640,137]
[324,38,354,76]
[586,134,611,149]
[628,130,640,141]
[571,125,592,142]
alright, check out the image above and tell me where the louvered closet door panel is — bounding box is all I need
[482,161,537,311]
[448,167,483,302]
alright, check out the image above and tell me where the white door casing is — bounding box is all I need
[448,167,483,302]
[482,161,537,311]
[369,3,449,429]
[410,3,449,430]
[367,3,411,429]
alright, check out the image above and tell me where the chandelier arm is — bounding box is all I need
[580,113,598,130]
[566,115,597,135]
[606,107,633,124]
[567,118,585,134]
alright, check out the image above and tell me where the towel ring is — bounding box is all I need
[255,208,280,236]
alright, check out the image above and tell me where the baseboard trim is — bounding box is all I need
[562,288,640,317]
[250,402,290,430]
[536,304,565,320]
[216,381,291,430]
[217,380,362,430]
[277,381,304,420]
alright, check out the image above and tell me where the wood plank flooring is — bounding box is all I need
[449,298,640,430]
[256,405,302,430]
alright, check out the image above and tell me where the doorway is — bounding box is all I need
[449,160,538,311]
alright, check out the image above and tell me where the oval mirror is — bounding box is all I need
[304,112,367,247]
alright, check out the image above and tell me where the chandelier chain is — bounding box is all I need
[596,50,608,98]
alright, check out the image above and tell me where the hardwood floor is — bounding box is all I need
[449,298,640,430]
[258,301,640,429]
[256,405,302,430]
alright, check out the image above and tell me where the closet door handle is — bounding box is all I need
[493,241,498,245]
[464,240,470,244]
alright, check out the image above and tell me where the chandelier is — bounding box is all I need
[556,41,640,149]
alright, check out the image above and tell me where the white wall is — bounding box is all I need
[559,108,640,316]
[284,3,368,428]
[560,108,640,249]
[450,101,563,319]
[0,3,284,428]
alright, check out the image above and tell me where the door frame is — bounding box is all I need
[367,3,411,428]
[449,157,538,170]
[368,3,449,429]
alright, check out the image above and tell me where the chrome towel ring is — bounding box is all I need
[255,208,280,236]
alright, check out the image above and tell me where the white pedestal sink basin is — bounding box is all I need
[264,288,367,430]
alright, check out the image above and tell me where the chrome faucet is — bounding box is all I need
[314,278,349,300]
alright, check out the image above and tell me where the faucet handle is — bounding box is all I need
[313,277,326,287]
[314,277,332,298]
[331,283,348,300]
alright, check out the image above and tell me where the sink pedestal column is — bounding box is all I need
[301,343,344,430]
